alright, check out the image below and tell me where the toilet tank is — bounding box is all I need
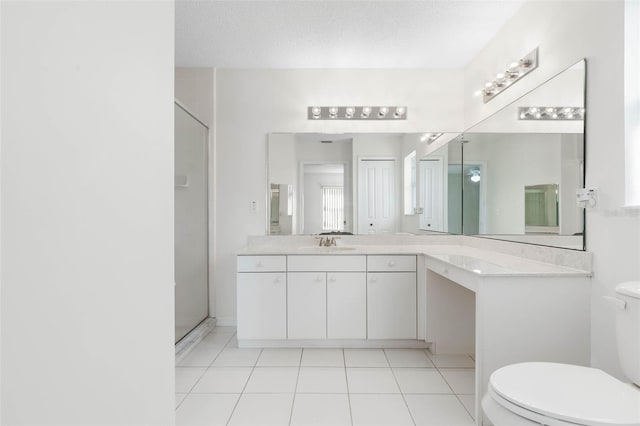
[615,282,640,386]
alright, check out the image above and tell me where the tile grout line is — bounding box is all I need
[224,344,263,426]
[383,349,417,426]
[425,349,476,423]
[287,349,304,426]
[343,349,354,426]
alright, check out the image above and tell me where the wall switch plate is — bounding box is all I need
[250,200,258,213]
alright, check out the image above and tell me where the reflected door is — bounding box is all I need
[175,104,209,343]
[419,159,444,231]
[358,160,397,234]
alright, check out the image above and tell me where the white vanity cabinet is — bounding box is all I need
[237,253,418,345]
[327,272,367,339]
[237,256,287,340]
[367,255,417,339]
[287,272,327,339]
[287,255,366,340]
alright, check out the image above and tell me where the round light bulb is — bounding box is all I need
[545,107,554,114]
[520,113,526,119]
[394,107,405,118]
[530,107,539,114]
[471,174,481,183]
[311,107,321,115]
[378,107,388,117]
[535,113,541,119]
[485,82,494,89]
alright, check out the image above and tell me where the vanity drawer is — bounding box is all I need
[237,255,286,272]
[367,255,417,272]
[287,255,366,272]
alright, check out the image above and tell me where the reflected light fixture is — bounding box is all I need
[420,132,444,144]
[477,48,539,103]
[518,106,584,120]
[307,106,407,120]
[469,169,481,183]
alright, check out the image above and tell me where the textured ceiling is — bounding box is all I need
[176,0,525,69]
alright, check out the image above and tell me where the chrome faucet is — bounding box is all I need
[315,236,340,247]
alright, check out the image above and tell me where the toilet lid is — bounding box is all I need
[490,362,640,426]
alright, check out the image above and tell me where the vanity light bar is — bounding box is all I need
[518,106,585,120]
[308,106,407,120]
[478,48,539,103]
[420,132,443,144]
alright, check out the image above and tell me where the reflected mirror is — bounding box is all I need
[267,133,462,235]
[462,59,585,250]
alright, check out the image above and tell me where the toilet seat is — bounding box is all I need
[489,362,640,426]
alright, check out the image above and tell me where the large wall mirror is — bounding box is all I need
[267,59,585,250]
[458,59,585,250]
[267,132,461,235]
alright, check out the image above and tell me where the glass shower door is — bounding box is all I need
[175,103,209,342]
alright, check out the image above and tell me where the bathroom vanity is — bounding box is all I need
[237,235,591,424]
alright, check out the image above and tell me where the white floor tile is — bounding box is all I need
[228,393,294,426]
[426,352,475,368]
[202,331,235,346]
[385,348,434,367]
[296,367,348,393]
[211,348,261,367]
[175,367,206,393]
[191,367,252,393]
[346,368,400,393]
[257,348,302,366]
[290,394,351,426]
[393,368,453,394]
[440,369,475,394]
[458,394,476,420]
[175,393,187,409]
[344,349,389,367]
[244,367,299,393]
[405,394,475,425]
[212,326,237,334]
[225,336,239,348]
[301,348,344,367]
[177,344,223,367]
[175,393,239,426]
[350,394,414,426]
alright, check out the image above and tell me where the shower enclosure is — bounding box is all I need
[174,102,209,342]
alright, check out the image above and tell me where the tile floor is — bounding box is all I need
[175,327,476,426]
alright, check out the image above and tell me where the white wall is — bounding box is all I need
[215,69,464,324]
[175,67,216,317]
[1,2,175,424]
[463,0,640,379]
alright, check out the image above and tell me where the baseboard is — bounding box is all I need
[238,339,430,349]
[175,317,217,363]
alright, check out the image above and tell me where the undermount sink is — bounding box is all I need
[297,246,356,251]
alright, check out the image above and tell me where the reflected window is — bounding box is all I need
[404,150,417,214]
[322,186,344,231]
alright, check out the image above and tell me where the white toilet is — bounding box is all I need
[482,281,640,426]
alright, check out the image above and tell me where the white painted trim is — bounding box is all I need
[238,339,430,349]
[174,318,217,364]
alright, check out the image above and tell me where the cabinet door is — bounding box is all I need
[237,273,286,340]
[287,272,327,339]
[327,272,366,339]
[367,272,417,339]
